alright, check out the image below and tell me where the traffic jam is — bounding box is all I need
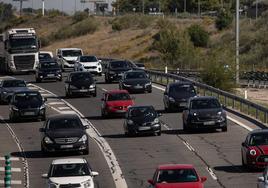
[0,28,267,188]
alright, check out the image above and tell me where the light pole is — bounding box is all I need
[198,0,201,17]
[184,0,186,12]
[42,0,45,16]
[142,0,144,14]
[235,0,240,84]
[256,0,258,20]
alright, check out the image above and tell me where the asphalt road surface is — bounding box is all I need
[0,72,263,188]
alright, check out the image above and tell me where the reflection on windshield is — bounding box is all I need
[125,72,146,79]
[107,93,131,101]
[170,85,196,95]
[2,80,26,87]
[71,73,93,82]
[190,99,221,109]
[249,134,268,146]
[14,93,42,104]
[157,169,198,183]
[129,107,156,118]
[47,118,82,130]
[80,56,97,62]
[110,61,129,69]
[62,50,82,57]
[10,38,37,49]
[40,62,59,69]
[50,163,90,177]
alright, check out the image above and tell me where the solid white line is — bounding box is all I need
[0,180,22,185]
[152,84,165,91]
[206,167,218,180]
[102,88,107,92]
[183,141,195,152]
[0,167,21,172]
[60,110,77,114]
[0,157,20,161]
[47,102,65,105]
[58,107,71,110]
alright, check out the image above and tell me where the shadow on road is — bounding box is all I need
[11,150,83,159]
[214,165,263,173]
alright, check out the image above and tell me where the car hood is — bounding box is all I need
[80,62,99,66]
[49,176,92,185]
[63,57,78,61]
[3,87,29,93]
[251,145,268,154]
[123,79,150,85]
[106,100,134,107]
[130,115,156,124]
[190,108,222,116]
[156,182,202,188]
[46,129,85,139]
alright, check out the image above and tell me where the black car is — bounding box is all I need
[119,70,152,93]
[163,82,196,111]
[123,106,161,136]
[35,60,62,82]
[0,77,28,104]
[104,60,132,83]
[9,90,46,122]
[182,96,227,132]
[65,72,96,97]
[39,114,89,155]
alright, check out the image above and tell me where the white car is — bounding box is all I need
[74,55,102,76]
[56,48,83,71]
[42,158,99,188]
[258,166,268,188]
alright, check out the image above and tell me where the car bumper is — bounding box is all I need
[169,101,188,109]
[128,124,161,134]
[11,109,46,119]
[69,88,96,95]
[84,67,102,74]
[42,141,88,152]
[38,73,62,81]
[123,85,152,93]
[108,74,123,81]
[187,120,227,129]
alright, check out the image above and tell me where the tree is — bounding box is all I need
[215,8,233,30]
[188,24,209,47]
[0,3,14,22]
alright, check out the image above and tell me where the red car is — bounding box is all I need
[241,129,268,169]
[101,90,134,117]
[148,164,207,188]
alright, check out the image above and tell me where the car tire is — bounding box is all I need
[148,89,152,93]
[101,109,108,118]
[41,144,48,154]
[9,114,17,123]
[222,126,227,132]
[41,115,46,121]
[183,121,189,132]
[156,131,161,136]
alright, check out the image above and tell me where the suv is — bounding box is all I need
[35,60,62,82]
[39,51,53,62]
[74,55,102,76]
[104,60,132,83]
[42,158,99,188]
[65,72,96,97]
[9,90,46,122]
[56,48,83,71]
[163,82,196,112]
[40,114,89,155]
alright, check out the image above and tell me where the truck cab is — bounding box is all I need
[56,48,83,71]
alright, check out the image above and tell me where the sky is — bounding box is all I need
[0,0,113,14]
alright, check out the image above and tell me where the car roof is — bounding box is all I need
[59,48,82,51]
[47,114,80,121]
[248,129,268,135]
[52,158,87,165]
[189,96,217,101]
[158,164,195,170]
[168,81,193,87]
[105,90,129,94]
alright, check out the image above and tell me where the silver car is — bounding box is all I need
[258,166,268,188]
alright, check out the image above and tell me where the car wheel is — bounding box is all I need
[156,131,161,136]
[101,109,108,118]
[9,114,17,123]
[41,144,48,154]
[148,89,152,93]
[41,115,46,121]
[222,126,227,132]
[183,121,189,132]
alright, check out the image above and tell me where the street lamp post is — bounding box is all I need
[198,0,201,17]
[235,0,240,84]
[42,0,45,16]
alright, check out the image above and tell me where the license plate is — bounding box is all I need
[179,102,187,106]
[135,85,143,89]
[60,145,73,149]
[139,126,151,131]
[24,112,35,116]
[204,121,215,125]
[47,74,54,77]
[79,89,88,92]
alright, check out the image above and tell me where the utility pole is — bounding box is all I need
[184,0,186,12]
[235,0,240,84]
[20,0,23,16]
[198,0,200,17]
[42,0,45,16]
[256,0,258,20]
[142,0,144,14]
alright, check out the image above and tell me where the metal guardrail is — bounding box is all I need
[145,69,268,126]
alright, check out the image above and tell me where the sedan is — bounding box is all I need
[40,114,89,155]
[119,70,152,93]
[242,129,268,169]
[148,164,207,188]
[35,60,62,82]
[42,158,99,188]
[182,96,227,132]
[124,105,161,136]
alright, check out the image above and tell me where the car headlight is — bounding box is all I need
[145,82,152,86]
[40,104,46,110]
[127,120,134,125]
[89,84,95,89]
[153,118,160,124]
[48,181,58,188]
[168,97,175,103]
[44,137,53,144]
[193,112,197,116]
[83,179,91,188]
[249,149,257,156]
[79,134,88,142]
[12,106,19,111]
[123,83,131,87]
[217,111,222,115]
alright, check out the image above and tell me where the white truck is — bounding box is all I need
[56,48,83,71]
[0,28,39,74]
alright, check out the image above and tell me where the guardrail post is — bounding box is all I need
[256,109,259,120]
[160,74,163,84]
[265,112,267,124]
[4,155,11,188]
[232,99,235,109]
[166,76,169,85]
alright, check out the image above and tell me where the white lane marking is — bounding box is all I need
[41,93,54,97]
[102,88,107,92]
[60,110,77,114]
[0,167,21,172]
[47,102,65,105]
[206,167,218,180]
[0,180,22,185]
[58,107,71,110]
[0,157,20,161]
[152,84,165,91]
[29,84,128,188]
[183,141,195,152]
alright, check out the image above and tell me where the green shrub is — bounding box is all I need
[188,24,209,47]
[39,36,50,47]
[215,8,233,30]
[72,11,88,23]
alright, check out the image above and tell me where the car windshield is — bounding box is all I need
[107,93,131,101]
[39,53,52,60]
[80,56,97,62]
[40,62,59,69]
[125,72,146,79]
[249,133,268,146]
[169,84,196,95]
[2,80,26,87]
[110,61,129,69]
[190,99,221,109]
[47,118,83,130]
[50,163,91,177]
[10,37,37,49]
[62,50,82,57]
[157,169,198,183]
[129,107,156,118]
[70,73,93,83]
[13,92,42,104]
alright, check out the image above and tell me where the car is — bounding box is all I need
[147,164,207,188]
[35,60,62,82]
[74,55,102,76]
[42,158,99,188]
[104,60,132,83]
[39,51,53,62]
[163,82,196,112]
[9,90,46,122]
[119,70,152,93]
[40,114,89,155]
[56,48,83,71]
[182,96,227,132]
[123,105,161,136]
[65,71,96,97]
[241,129,268,169]
[257,165,268,188]
[0,77,28,104]
[101,90,134,117]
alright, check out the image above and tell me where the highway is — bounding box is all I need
[0,72,263,188]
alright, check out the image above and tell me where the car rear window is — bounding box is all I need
[110,61,129,69]
[169,84,196,95]
[70,73,93,82]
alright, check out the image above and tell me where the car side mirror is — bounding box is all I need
[84,125,89,129]
[41,173,48,179]
[201,177,207,183]
[39,128,45,132]
[258,176,265,182]
[241,142,246,147]
[92,171,99,177]
[98,60,102,63]
[147,179,154,185]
